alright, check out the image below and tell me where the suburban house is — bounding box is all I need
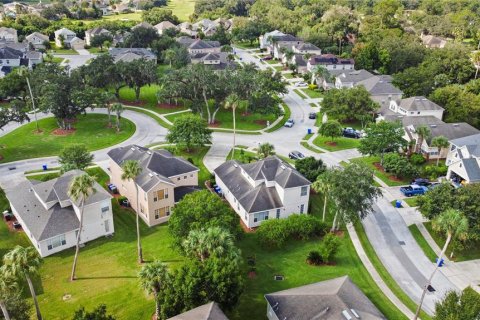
[4,170,114,257]
[190,52,234,70]
[271,34,303,59]
[107,145,200,227]
[446,133,480,185]
[0,27,18,43]
[334,69,374,89]
[85,27,112,46]
[55,28,84,49]
[292,42,321,56]
[307,54,355,72]
[132,22,154,30]
[421,33,448,49]
[381,96,444,120]
[25,32,49,50]
[0,45,43,75]
[167,302,228,320]
[259,30,285,50]
[108,48,157,63]
[178,22,198,38]
[265,276,385,320]
[177,37,221,54]
[154,21,178,35]
[355,75,403,107]
[214,156,311,229]
[404,122,479,159]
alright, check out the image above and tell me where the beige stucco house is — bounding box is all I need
[107,145,200,227]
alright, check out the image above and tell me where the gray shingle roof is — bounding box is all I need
[309,54,354,66]
[413,122,479,143]
[265,276,385,320]
[399,96,444,112]
[167,302,228,320]
[107,145,199,192]
[450,133,480,152]
[295,42,320,51]
[108,48,156,63]
[337,69,374,84]
[0,46,22,59]
[461,158,480,182]
[383,115,444,126]
[357,75,403,95]
[272,34,300,42]
[26,32,49,42]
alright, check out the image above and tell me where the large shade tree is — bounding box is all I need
[358,121,406,165]
[166,114,212,152]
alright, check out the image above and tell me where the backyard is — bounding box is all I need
[0,114,135,163]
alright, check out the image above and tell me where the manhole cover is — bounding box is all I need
[399,241,406,245]
[274,275,284,281]
[62,294,72,301]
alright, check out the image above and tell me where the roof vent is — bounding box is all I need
[233,163,238,168]
[342,310,353,320]
[147,151,152,155]
[280,164,286,170]
[453,123,459,127]
[350,309,360,319]
[130,147,135,151]
[149,173,154,177]
[430,125,437,128]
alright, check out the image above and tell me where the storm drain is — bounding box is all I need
[274,275,284,281]
[427,285,436,292]
[398,241,406,245]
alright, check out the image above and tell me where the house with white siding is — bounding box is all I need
[446,133,480,185]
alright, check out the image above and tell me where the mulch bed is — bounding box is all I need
[158,103,182,109]
[248,271,257,279]
[52,128,76,136]
[372,162,403,182]
[254,120,267,126]
[32,129,44,135]
[208,121,221,128]
[118,99,146,107]
[325,141,338,147]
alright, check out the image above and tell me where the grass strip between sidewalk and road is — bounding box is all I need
[300,141,324,154]
[354,222,432,320]
[408,225,438,263]
[264,102,291,133]
[124,107,172,129]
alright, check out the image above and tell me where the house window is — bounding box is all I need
[154,189,168,201]
[276,209,280,219]
[184,176,187,179]
[253,211,269,223]
[47,234,66,250]
[154,206,170,219]
[177,177,180,181]
[300,204,305,214]
[144,192,147,201]
[190,174,193,177]
[140,204,144,213]
[301,186,308,196]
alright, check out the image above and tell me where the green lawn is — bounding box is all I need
[408,225,438,263]
[404,197,418,207]
[227,149,258,163]
[301,88,323,99]
[87,47,108,54]
[312,136,361,152]
[293,89,308,99]
[283,73,295,79]
[27,167,109,186]
[166,108,278,131]
[124,107,172,129]
[118,85,188,114]
[424,222,480,262]
[350,156,410,187]
[265,59,280,65]
[0,114,135,163]
[166,0,198,21]
[354,222,432,320]
[232,41,259,49]
[300,141,323,153]
[101,12,142,21]
[49,42,78,55]
[273,65,284,72]
[264,102,291,133]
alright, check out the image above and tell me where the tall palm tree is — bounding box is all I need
[2,246,43,320]
[139,260,170,320]
[431,136,449,166]
[471,51,480,79]
[17,67,40,133]
[182,227,238,263]
[413,209,469,320]
[415,125,431,154]
[224,94,240,160]
[163,49,176,68]
[257,143,275,159]
[312,171,333,222]
[68,174,97,281]
[0,266,16,320]
[111,103,124,132]
[121,160,144,263]
[311,65,330,85]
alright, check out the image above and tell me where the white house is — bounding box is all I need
[421,33,448,49]
[214,156,311,229]
[386,96,444,120]
[154,21,177,35]
[259,30,285,50]
[25,32,49,50]
[292,42,321,56]
[334,69,374,89]
[0,27,18,43]
[85,27,111,46]
[307,54,354,72]
[54,28,81,49]
[176,37,221,55]
[355,75,403,107]
[5,170,114,257]
[446,133,480,185]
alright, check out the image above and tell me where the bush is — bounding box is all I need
[117,196,127,204]
[308,84,318,90]
[319,233,341,263]
[383,152,418,178]
[257,214,327,248]
[306,251,323,265]
[422,164,448,180]
[410,153,426,165]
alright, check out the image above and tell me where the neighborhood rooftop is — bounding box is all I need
[167,302,228,320]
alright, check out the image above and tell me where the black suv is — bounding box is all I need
[342,127,361,139]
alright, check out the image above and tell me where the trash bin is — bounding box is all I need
[42,164,48,171]
[436,258,444,267]
[307,128,312,134]
[395,200,402,208]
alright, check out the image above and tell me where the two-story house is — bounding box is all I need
[108,48,157,63]
[259,30,285,51]
[334,69,374,89]
[307,54,355,72]
[107,145,200,227]
[271,34,303,59]
[355,75,403,107]
[154,21,178,35]
[446,133,480,185]
[214,156,311,229]
[176,37,221,55]
[85,27,112,46]
[385,96,444,120]
[0,27,18,44]
[54,28,84,49]
[25,32,50,50]
[5,170,113,257]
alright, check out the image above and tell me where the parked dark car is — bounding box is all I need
[2,212,12,221]
[119,198,130,207]
[262,56,272,61]
[308,112,317,119]
[289,151,305,160]
[412,178,431,187]
[108,183,118,194]
[13,221,21,229]
[342,127,361,139]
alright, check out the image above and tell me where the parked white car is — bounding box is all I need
[295,82,308,87]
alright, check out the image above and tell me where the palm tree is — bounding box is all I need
[311,65,330,85]
[257,143,275,159]
[224,94,240,160]
[17,67,40,133]
[182,227,238,263]
[471,51,480,79]
[413,209,469,320]
[431,136,449,166]
[283,49,294,66]
[312,171,333,222]
[111,103,124,132]
[0,266,16,320]
[68,174,97,281]
[139,260,170,320]
[121,160,144,263]
[163,48,176,68]
[415,125,431,154]
[2,246,43,320]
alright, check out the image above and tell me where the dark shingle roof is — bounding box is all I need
[272,34,300,42]
[309,54,354,66]
[265,276,385,320]
[0,46,22,59]
[108,48,156,62]
[167,302,228,320]
[107,145,199,192]
[413,122,480,143]
[357,75,403,95]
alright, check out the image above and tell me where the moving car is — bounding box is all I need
[289,151,305,160]
[308,112,317,119]
[342,127,361,139]
[400,185,429,197]
[284,119,295,128]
